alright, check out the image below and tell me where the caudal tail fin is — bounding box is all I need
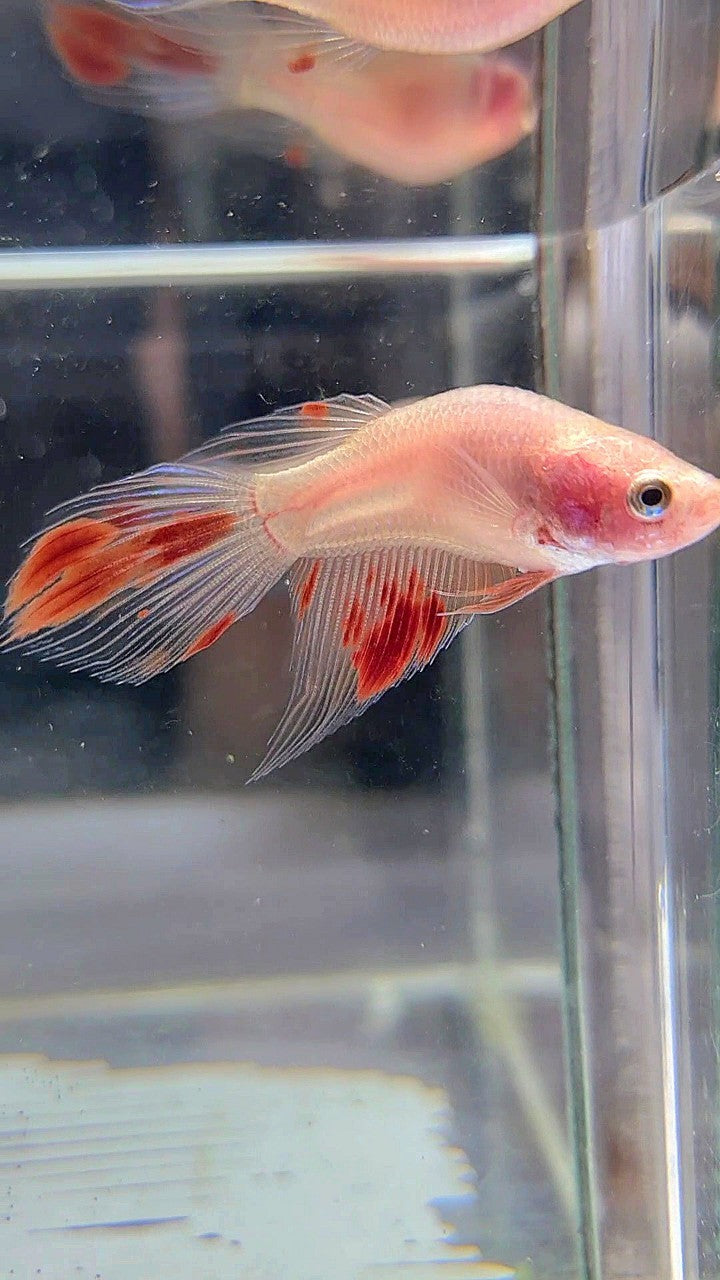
[2,459,290,683]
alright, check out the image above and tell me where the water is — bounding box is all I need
[1,1,719,1277]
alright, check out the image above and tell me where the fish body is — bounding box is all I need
[105,0,584,56]
[44,3,534,183]
[228,48,533,184]
[5,386,720,779]
[255,387,720,571]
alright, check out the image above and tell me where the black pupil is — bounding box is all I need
[640,485,664,508]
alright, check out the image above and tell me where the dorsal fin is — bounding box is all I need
[187,393,392,470]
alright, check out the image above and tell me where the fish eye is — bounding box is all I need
[627,474,673,520]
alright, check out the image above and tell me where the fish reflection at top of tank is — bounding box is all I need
[4,385,720,781]
[43,1,535,183]
[96,0,584,57]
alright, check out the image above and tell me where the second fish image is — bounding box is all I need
[43,0,537,183]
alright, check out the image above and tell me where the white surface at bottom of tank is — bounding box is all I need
[0,1054,517,1280]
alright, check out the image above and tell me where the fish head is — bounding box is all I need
[531,430,720,567]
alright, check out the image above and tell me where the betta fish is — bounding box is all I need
[43,2,534,184]
[99,0,584,57]
[4,386,720,780]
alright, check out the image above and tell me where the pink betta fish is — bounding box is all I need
[103,0,584,57]
[4,386,720,780]
[227,46,533,184]
[44,2,534,184]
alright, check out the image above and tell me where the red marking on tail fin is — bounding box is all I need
[141,512,237,572]
[7,509,237,641]
[10,544,138,638]
[346,568,448,702]
[183,611,237,660]
[46,3,217,86]
[300,401,330,420]
[137,608,150,620]
[57,5,133,51]
[47,5,131,86]
[288,52,316,74]
[297,561,320,619]
[6,519,117,616]
[132,26,220,75]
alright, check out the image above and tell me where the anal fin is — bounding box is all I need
[250,549,553,781]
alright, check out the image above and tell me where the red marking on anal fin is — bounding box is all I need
[183,612,237,660]
[5,518,118,616]
[288,52,316,74]
[416,589,447,663]
[297,560,321,619]
[300,401,330,420]
[348,567,448,703]
[342,597,365,648]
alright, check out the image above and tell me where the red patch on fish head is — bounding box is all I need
[475,63,525,119]
[288,52,316,74]
[536,452,619,548]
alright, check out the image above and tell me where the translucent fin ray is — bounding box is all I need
[249,548,546,782]
[187,393,391,468]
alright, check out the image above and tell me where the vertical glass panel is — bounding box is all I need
[0,3,580,1278]
[542,2,720,1278]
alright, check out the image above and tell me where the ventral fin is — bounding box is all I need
[250,549,551,781]
[442,568,555,615]
[188,393,391,470]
